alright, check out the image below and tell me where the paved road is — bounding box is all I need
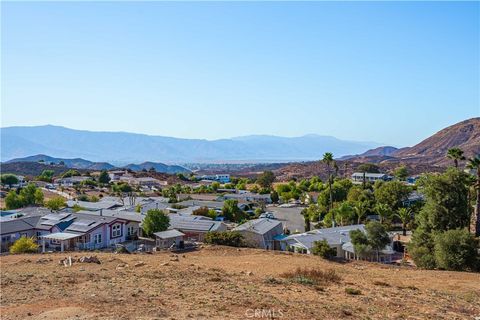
[267,205,305,233]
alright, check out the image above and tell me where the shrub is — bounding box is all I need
[311,239,336,259]
[45,197,66,210]
[142,209,170,237]
[193,206,217,219]
[434,229,479,272]
[204,231,244,247]
[281,268,340,286]
[9,237,39,254]
[345,288,362,295]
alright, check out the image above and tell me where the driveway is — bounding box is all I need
[267,205,306,233]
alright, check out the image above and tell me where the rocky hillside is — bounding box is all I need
[393,117,480,166]
[274,118,479,180]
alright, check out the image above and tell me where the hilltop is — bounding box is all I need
[275,118,479,180]
[1,247,479,319]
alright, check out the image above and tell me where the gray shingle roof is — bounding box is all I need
[233,218,283,235]
[154,229,185,239]
[283,225,366,250]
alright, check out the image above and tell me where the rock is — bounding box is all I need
[79,256,100,264]
[134,261,145,267]
[246,271,253,276]
[36,258,51,264]
[170,256,179,262]
[161,262,169,266]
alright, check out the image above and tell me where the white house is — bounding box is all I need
[233,218,284,250]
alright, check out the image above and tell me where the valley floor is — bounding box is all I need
[1,246,479,319]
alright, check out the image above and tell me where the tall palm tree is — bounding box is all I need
[396,207,412,236]
[354,202,369,225]
[374,203,392,224]
[467,155,480,237]
[322,152,335,225]
[447,148,465,168]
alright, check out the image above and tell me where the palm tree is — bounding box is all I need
[447,148,465,168]
[334,202,353,226]
[354,202,369,225]
[467,155,480,237]
[396,207,412,236]
[374,203,392,224]
[322,152,335,225]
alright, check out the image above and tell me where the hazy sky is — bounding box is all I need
[2,1,479,147]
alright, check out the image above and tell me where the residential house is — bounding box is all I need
[278,224,395,262]
[168,214,227,242]
[66,199,122,211]
[195,174,230,183]
[232,218,283,250]
[223,192,272,204]
[54,176,92,187]
[154,229,185,250]
[351,172,392,183]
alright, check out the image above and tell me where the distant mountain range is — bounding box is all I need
[3,154,190,174]
[0,125,381,163]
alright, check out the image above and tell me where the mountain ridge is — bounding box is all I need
[0,125,381,163]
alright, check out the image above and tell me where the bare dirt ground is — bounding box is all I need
[1,246,479,319]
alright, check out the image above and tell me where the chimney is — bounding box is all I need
[100,209,103,216]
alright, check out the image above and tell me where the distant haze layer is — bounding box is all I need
[1,125,380,164]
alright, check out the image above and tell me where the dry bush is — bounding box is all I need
[280,268,341,286]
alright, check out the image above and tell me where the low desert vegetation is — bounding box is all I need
[280,268,341,286]
[9,237,39,254]
[204,231,244,247]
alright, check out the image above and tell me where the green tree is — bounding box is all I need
[354,202,369,225]
[257,171,275,189]
[394,166,408,181]
[312,239,336,259]
[205,231,244,247]
[98,170,111,184]
[45,197,66,210]
[467,155,480,237]
[374,181,411,210]
[333,202,354,226]
[365,221,390,261]
[222,199,245,222]
[374,203,392,225]
[350,229,371,259]
[396,207,412,236]
[322,152,334,224]
[5,190,23,210]
[446,148,465,169]
[37,170,55,182]
[408,169,472,269]
[142,209,170,237]
[1,174,19,187]
[434,229,478,272]
[9,237,39,254]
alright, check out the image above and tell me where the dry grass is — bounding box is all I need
[281,267,341,286]
[1,246,479,319]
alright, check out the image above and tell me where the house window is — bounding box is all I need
[36,231,42,238]
[112,224,122,238]
[127,226,135,236]
[94,234,102,244]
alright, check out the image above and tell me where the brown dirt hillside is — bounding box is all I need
[393,117,480,166]
[1,247,479,319]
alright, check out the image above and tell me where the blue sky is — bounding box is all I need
[2,1,479,147]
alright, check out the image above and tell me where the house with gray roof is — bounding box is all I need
[167,214,227,242]
[351,172,392,183]
[278,224,395,262]
[154,229,185,250]
[233,218,283,249]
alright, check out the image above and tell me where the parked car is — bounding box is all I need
[259,212,276,219]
